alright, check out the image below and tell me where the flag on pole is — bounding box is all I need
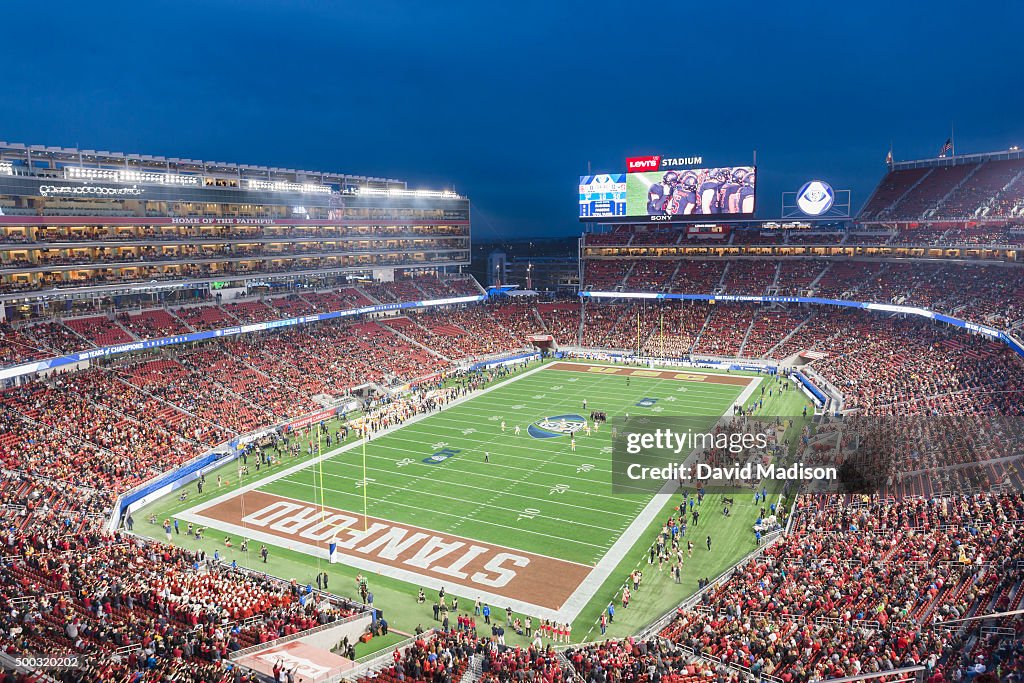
[939,138,952,157]
[885,149,893,165]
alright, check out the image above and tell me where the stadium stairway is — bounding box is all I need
[665,261,684,292]
[714,261,731,293]
[987,168,1024,216]
[688,307,714,350]
[878,168,935,219]
[530,305,547,331]
[166,307,198,332]
[926,162,984,219]
[805,262,833,293]
[53,318,100,351]
[616,262,635,291]
[380,318,454,363]
[354,285,385,306]
[735,311,758,357]
[765,312,813,359]
[459,654,482,683]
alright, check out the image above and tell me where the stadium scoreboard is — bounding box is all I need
[578,174,627,218]
[580,154,756,223]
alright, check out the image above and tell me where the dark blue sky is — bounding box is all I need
[3,0,1023,238]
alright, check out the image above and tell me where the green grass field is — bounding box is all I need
[136,359,811,651]
[625,172,655,215]
[258,363,745,565]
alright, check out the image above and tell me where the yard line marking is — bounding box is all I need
[335,438,656,500]
[278,462,640,520]
[255,477,612,548]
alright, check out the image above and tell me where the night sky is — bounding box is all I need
[4,0,1023,238]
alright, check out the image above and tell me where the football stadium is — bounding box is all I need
[2,5,1024,683]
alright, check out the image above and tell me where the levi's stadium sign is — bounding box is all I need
[626,155,705,172]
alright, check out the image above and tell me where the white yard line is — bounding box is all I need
[275,475,628,535]
[554,372,764,622]
[280,464,640,520]
[180,361,556,515]
[178,361,764,623]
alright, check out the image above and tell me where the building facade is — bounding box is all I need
[0,142,470,318]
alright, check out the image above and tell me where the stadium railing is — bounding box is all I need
[578,290,1024,361]
[636,529,787,640]
[105,397,361,532]
[227,608,372,662]
[0,293,488,382]
[810,666,925,683]
[336,630,438,682]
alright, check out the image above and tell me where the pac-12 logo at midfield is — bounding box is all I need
[636,397,659,408]
[529,414,587,439]
[423,447,461,464]
[796,180,835,216]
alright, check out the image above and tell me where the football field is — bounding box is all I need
[182,361,758,623]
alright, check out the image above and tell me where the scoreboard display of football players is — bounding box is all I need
[626,166,756,218]
[578,173,627,218]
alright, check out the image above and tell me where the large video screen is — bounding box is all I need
[626,166,756,218]
[579,173,627,218]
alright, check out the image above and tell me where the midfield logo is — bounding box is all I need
[528,414,587,439]
[423,447,461,464]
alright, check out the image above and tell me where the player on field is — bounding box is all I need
[584,422,591,436]
[514,424,520,435]
[501,421,506,432]
[666,173,698,215]
[646,172,676,214]
[721,169,745,213]
[570,437,576,452]
[700,169,727,214]
[739,170,756,213]
[484,451,489,463]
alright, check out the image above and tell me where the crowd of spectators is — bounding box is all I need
[5,262,1021,374]
[0,530,364,683]
[536,303,581,344]
[805,311,1024,415]
[0,278,1023,681]
[568,259,1024,332]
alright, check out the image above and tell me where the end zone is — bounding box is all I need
[182,490,592,622]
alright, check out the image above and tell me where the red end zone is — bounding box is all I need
[191,491,591,612]
[548,362,753,385]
